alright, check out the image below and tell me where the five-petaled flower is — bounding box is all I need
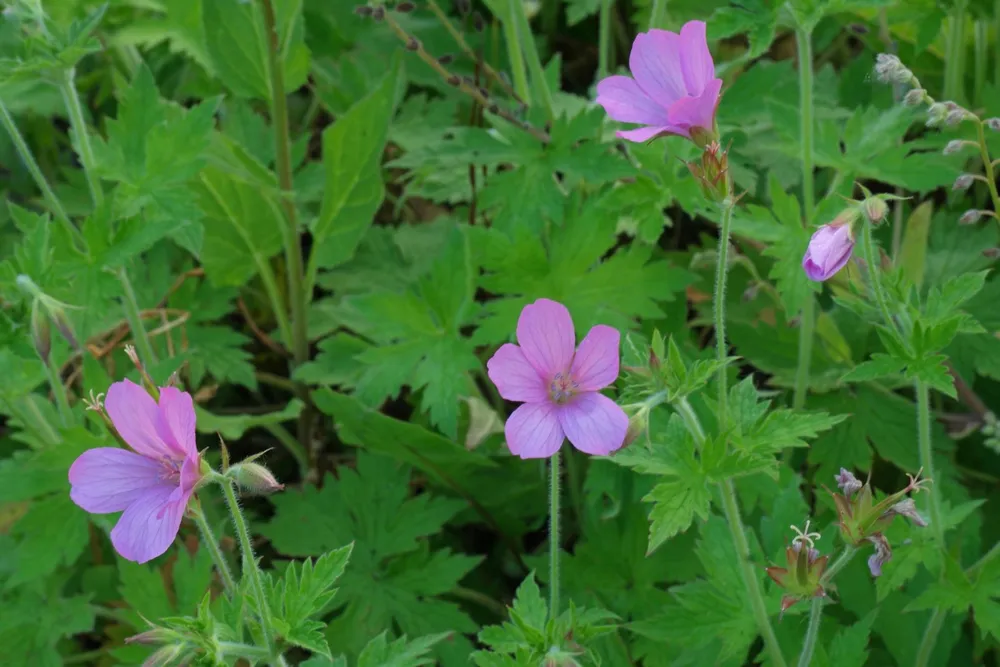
[486,299,628,459]
[69,379,203,563]
[596,20,722,145]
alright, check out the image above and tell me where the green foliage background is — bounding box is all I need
[2,0,1000,665]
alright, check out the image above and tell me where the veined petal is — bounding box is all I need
[667,78,723,133]
[487,344,549,402]
[678,21,715,95]
[616,126,686,142]
[69,448,165,514]
[596,76,671,126]
[570,325,620,391]
[105,379,173,460]
[516,299,576,379]
[155,386,197,458]
[505,402,564,459]
[111,484,189,564]
[557,392,628,456]
[630,29,687,109]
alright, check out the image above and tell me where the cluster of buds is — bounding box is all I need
[874,54,915,86]
[765,521,829,616]
[831,468,930,577]
[685,140,730,203]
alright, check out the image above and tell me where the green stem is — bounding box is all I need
[220,479,285,665]
[502,0,531,104]
[46,355,72,427]
[861,222,897,333]
[549,449,561,619]
[792,24,815,411]
[598,0,613,81]
[0,100,84,248]
[915,608,946,667]
[797,546,857,667]
[648,0,667,30]
[975,119,1000,216]
[511,0,554,121]
[995,0,1000,89]
[916,382,944,544]
[191,505,237,595]
[674,398,786,667]
[117,268,158,367]
[714,200,734,428]
[60,68,103,207]
[720,480,787,667]
[259,0,308,372]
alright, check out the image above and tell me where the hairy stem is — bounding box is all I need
[861,222,897,333]
[975,118,1000,216]
[916,382,944,543]
[915,608,947,667]
[117,268,158,367]
[598,0,613,81]
[191,505,237,595]
[797,546,857,667]
[792,24,815,411]
[0,100,84,248]
[549,449,561,619]
[46,355,72,427]
[714,200,734,427]
[220,480,286,665]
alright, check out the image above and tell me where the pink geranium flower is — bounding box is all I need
[486,299,628,459]
[596,20,722,144]
[802,222,855,281]
[69,380,203,563]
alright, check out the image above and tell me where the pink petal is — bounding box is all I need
[616,126,686,142]
[678,21,715,96]
[667,78,723,133]
[155,386,197,458]
[69,448,165,513]
[570,325,620,391]
[179,453,202,495]
[505,402,564,459]
[516,299,576,379]
[105,380,173,460]
[557,393,628,456]
[110,484,189,563]
[596,76,671,126]
[487,344,549,402]
[629,30,687,109]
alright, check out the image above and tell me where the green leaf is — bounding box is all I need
[195,399,304,439]
[760,174,815,316]
[841,354,906,383]
[267,545,354,658]
[827,611,877,667]
[202,0,309,100]
[7,493,89,585]
[356,632,449,667]
[0,590,94,667]
[643,476,712,555]
[899,201,933,290]
[311,56,402,270]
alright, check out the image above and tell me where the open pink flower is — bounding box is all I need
[69,380,202,563]
[596,20,722,144]
[486,299,628,459]
[802,222,855,281]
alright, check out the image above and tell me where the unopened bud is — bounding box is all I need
[396,1,415,11]
[986,118,1000,131]
[983,247,1000,259]
[438,53,454,65]
[30,300,51,363]
[959,209,984,225]
[371,6,385,20]
[446,74,461,87]
[354,5,373,16]
[926,102,948,127]
[229,462,284,494]
[623,412,648,448]
[742,282,760,302]
[862,197,889,224]
[405,37,420,51]
[953,173,974,191]
[903,88,925,106]
[142,645,182,667]
[126,628,176,646]
[943,139,965,155]
[945,108,969,126]
[472,11,485,32]
[454,0,471,14]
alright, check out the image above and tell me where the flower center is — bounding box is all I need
[158,459,182,485]
[549,372,578,405]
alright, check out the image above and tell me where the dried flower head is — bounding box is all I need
[835,467,863,497]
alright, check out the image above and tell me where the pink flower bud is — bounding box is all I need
[953,174,974,191]
[903,88,925,106]
[802,220,855,282]
[945,108,969,126]
[926,102,948,126]
[230,462,284,494]
[862,197,889,224]
[943,140,965,155]
[986,118,1000,131]
[30,300,51,363]
[959,210,984,225]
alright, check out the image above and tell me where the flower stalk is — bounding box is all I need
[796,546,857,667]
[549,450,561,619]
[190,504,237,595]
[793,24,816,411]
